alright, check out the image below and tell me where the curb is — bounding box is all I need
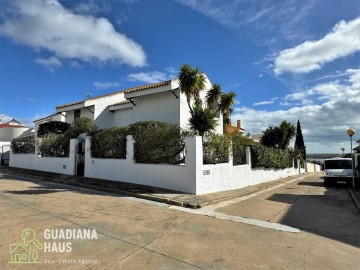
[348,188,360,213]
[1,167,314,209]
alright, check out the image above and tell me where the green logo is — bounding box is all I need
[9,228,43,264]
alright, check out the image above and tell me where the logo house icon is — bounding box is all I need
[9,228,43,264]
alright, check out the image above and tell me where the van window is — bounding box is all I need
[324,160,352,169]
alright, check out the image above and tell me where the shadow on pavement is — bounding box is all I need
[297,181,325,187]
[4,188,65,195]
[267,187,360,247]
[0,173,128,199]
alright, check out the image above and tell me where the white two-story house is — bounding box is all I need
[34,75,223,135]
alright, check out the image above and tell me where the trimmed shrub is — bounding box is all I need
[90,127,128,159]
[37,121,70,138]
[12,136,35,154]
[203,134,231,164]
[129,121,188,164]
[250,144,292,169]
[39,133,68,157]
[37,117,97,157]
[65,117,97,139]
[232,133,253,166]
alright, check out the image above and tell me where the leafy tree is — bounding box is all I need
[294,119,306,161]
[38,117,97,157]
[178,64,206,114]
[65,117,97,139]
[261,120,296,150]
[37,121,71,138]
[189,104,218,136]
[12,136,35,154]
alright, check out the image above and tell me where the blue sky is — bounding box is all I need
[0,0,359,153]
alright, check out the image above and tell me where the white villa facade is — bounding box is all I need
[10,76,319,195]
[35,75,223,134]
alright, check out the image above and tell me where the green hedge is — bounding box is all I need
[129,121,188,164]
[12,136,35,154]
[250,144,292,169]
[232,133,253,166]
[203,134,231,164]
[38,117,96,157]
[90,127,128,159]
[37,121,70,138]
[39,133,68,157]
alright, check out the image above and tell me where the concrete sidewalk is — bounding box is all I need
[0,166,309,208]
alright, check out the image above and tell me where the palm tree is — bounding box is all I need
[206,83,222,108]
[218,91,236,125]
[189,104,218,136]
[178,64,206,115]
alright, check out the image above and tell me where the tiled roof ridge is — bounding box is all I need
[56,80,173,109]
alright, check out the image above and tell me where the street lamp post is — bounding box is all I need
[346,129,356,188]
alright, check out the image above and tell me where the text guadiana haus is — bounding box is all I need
[44,229,98,252]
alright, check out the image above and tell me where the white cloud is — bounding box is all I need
[93,81,120,90]
[71,0,110,15]
[0,113,12,123]
[253,97,278,106]
[232,69,360,153]
[0,0,146,67]
[274,17,360,75]
[34,56,62,72]
[127,70,176,84]
[177,0,315,44]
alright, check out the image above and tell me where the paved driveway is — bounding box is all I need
[0,171,359,269]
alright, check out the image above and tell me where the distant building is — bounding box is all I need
[251,133,262,143]
[225,120,245,135]
[0,118,34,165]
[0,118,33,141]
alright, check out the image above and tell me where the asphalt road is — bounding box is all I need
[1,171,359,269]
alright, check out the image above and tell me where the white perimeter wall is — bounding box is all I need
[85,136,198,193]
[85,136,302,195]
[9,139,77,175]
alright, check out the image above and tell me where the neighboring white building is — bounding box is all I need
[35,76,223,134]
[0,118,34,165]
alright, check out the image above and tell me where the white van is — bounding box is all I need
[323,157,353,186]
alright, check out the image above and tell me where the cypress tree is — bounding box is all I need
[294,119,306,160]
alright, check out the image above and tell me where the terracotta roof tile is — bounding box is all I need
[124,80,172,94]
[0,124,26,128]
[33,113,60,123]
[109,100,132,107]
[56,100,84,109]
[56,80,172,109]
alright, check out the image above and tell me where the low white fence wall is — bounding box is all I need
[85,136,302,195]
[9,135,305,195]
[9,139,77,175]
[85,136,199,193]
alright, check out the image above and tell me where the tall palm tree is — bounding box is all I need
[178,64,206,115]
[206,83,222,108]
[218,91,236,124]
